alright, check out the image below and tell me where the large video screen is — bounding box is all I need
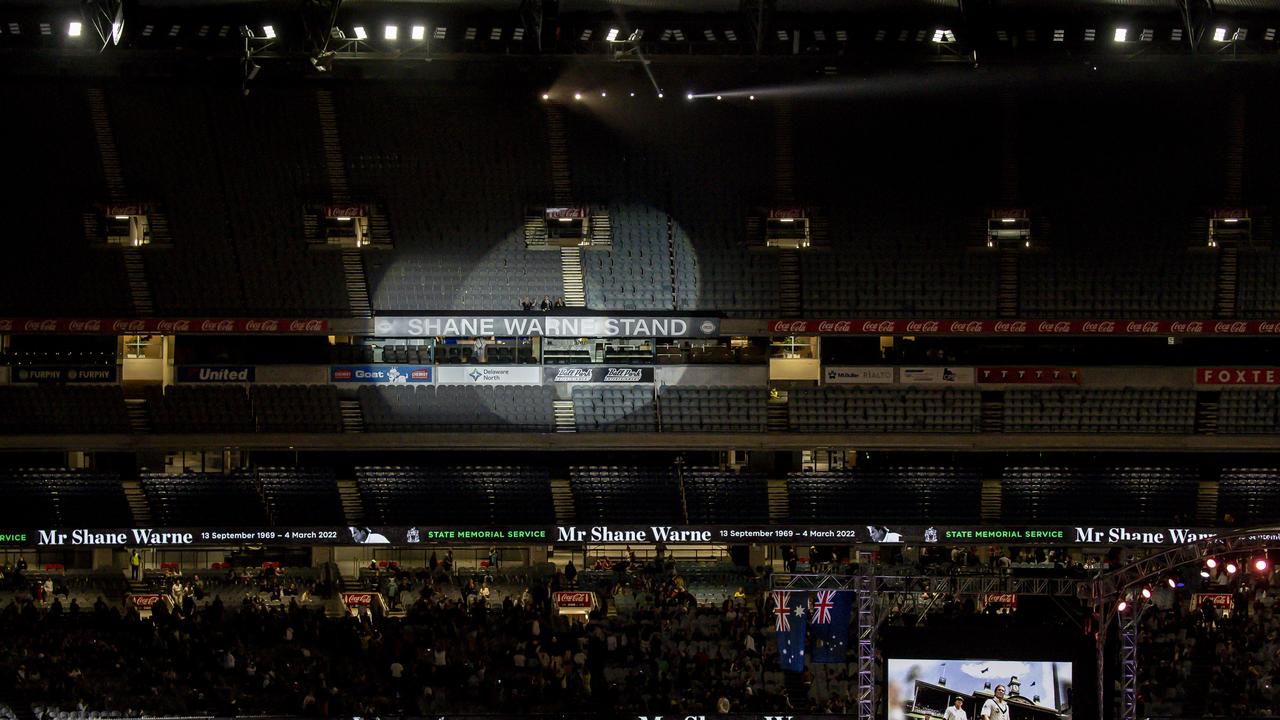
[887,658,1072,720]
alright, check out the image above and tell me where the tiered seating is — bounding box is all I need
[357,385,554,431]
[1020,227,1216,318]
[801,213,997,317]
[658,386,768,432]
[356,466,553,525]
[0,84,132,316]
[145,385,253,433]
[683,469,769,524]
[1003,388,1196,433]
[1218,389,1280,434]
[250,385,342,433]
[140,471,267,526]
[257,467,344,525]
[1218,468,1280,525]
[570,465,682,524]
[0,469,131,527]
[788,387,981,432]
[1232,249,1280,319]
[1002,466,1199,523]
[0,386,129,434]
[788,467,981,524]
[337,88,560,312]
[571,386,657,432]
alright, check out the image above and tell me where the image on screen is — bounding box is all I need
[887,658,1072,719]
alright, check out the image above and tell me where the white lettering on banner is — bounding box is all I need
[824,367,895,385]
[1198,368,1280,385]
[388,316,712,338]
[1126,321,1162,333]
[1074,527,1217,545]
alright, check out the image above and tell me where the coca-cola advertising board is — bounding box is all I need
[765,319,1280,336]
[553,591,596,609]
[977,367,1082,385]
[0,318,329,334]
[1196,367,1280,385]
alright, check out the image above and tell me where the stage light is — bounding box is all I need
[1255,558,1269,572]
[541,93,549,100]
[573,93,582,101]
[657,92,664,98]
[1200,570,1211,578]
[353,26,367,40]
[1114,28,1127,42]
[1167,578,1177,589]
[749,95,755,100]
[600,91,607,97]
[629,92,635,97]
[384,25,398,40]
[1206,558,1218,569]
[262,25,276,39]
[1214,27,1227,42]
[1117,600,1128,612]
[686,92,694,100]
[1226,562,1238,575]
[412,25,426,40]
[68,21,82,37]
[716,95,723,100]
[1140,587,1152,600]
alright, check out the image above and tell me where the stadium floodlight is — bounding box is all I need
[1214,27,1227,42]
[68,21,82,37]
[1113,28,1127,42]
[606,28,619,42]
[262,25,276,39]
[384,25,398,40]
[412,25,425,40]
[353,25,367,40]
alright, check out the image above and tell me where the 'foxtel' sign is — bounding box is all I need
[374,316,720,338]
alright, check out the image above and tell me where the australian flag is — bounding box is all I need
[772,590,807,672]
[810,589,852,663]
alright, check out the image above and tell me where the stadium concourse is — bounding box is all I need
[3,0,1280,718]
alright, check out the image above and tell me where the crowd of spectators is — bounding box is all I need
[1138,567,1280,718]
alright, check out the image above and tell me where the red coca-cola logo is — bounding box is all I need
[816,320,853,332]
[772,321,809,333]
[130,594,163,609]
[1037,321,1072,333]
[325,206,365,218]
[243,319,280,332]
[1259,321,1280,334]
[67,320,102,332]
[288,319,326,332]
[341,593,374,606]
[1125,321,1161,333]
[862,321,896,333]
[993,321,1028,333]
[906,320,941,333]
[155,320,191,333]
[1081,321,1116,333]
[1214,321,1248,334]
[112,320,146,333]
[949,321,985,333]
[24,320,58,332]
[1170,321,1205,334]
[200,320,236,332]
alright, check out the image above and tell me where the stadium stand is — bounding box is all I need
[139,471,269,526]
[1003,388,1197,433]
[1001,466,1200,524]
[1217,388,1280,434]
[683,468,770,524]
[258,467,345,525]
[572,385,658,432]
[1218,467,1280,525]
[357,384,555,432]
[0,386,129,434]
[0,469,132,527]
[250,384,343,433]
[145,385,254,434]
[356,465,555,525]
[787,387,981,433]
[787,467,982,524]
[657,385,768,432]
[570,465,683,523]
